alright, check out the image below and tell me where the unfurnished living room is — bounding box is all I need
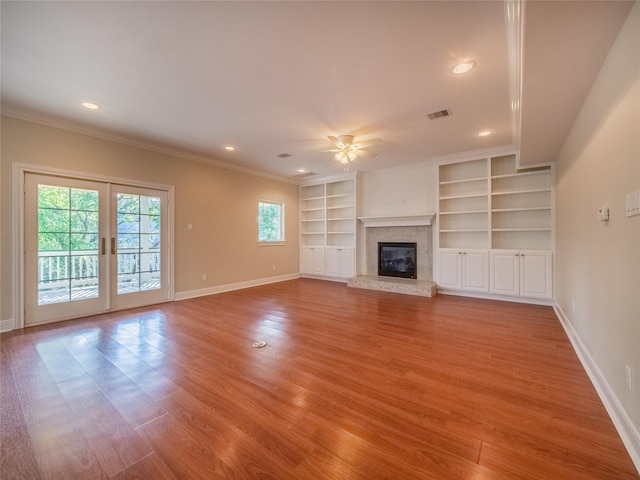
[1,1,639,479]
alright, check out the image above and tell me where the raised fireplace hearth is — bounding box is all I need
[347,214,437,297]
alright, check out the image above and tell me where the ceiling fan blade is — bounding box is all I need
[356,149,378,158]
[327,135,341,145]
[307,148,340,153]
[355,138,383,148]
[337,135,355,146]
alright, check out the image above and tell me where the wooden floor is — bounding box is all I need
[1,278,637,479]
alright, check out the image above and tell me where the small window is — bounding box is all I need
[258,201,284,243]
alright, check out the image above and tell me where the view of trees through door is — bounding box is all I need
[36,183,102,305]
[115,192,162,294]
[24,173,170,326]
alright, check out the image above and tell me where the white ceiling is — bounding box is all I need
[1,1,633,181]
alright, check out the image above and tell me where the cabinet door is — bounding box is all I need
[311,247,326,275]
[490,251,519,296]
[301,247,325,275]
[520,251,552,299]
[300,247,313,274]
[339,247,355,277]
[462,250,489,292]
[439,250,462,290]
[325,247,340,276]
[325,247,355,277]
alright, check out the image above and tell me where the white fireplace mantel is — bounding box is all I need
[357,214,436,228]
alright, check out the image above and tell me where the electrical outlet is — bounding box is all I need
[626,365,632,391]
[202,274,207,281]
[597,206,609,221]
[272,265,276,270]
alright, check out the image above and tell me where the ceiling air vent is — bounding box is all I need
[277,153,292,158]
[426,109,452,120]
[293,171,317,179]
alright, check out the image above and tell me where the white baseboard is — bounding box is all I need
[174,273,300,301]
[554,304,640,474]
[437,288,555,306]
[0,319,15,333]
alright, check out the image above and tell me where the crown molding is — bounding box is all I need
[1,106,298,185]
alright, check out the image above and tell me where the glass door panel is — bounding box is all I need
[25,174,170,326]
[25,174,109,326]
[111,186,168,310]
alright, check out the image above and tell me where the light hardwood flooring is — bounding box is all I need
[1,278,638,479]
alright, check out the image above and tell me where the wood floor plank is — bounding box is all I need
[1,279,637,479]
[110,453,179,480]
[21,390,109,480]
[55,374,153,476]
[158,389,303,480]
[0,338,43,480]
[136,413,235,480]
[62,333,167,428]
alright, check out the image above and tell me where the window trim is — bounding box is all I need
[257,200,285,245]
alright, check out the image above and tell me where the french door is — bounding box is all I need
[24,174,170,326]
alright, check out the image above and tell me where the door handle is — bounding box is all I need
[101,237,106,255]
[111,237,116,255]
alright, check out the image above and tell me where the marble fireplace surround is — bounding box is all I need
[348,214,437,297]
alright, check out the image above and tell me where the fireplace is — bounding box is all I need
[378,242,417,279]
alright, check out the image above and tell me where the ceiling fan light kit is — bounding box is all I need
[326,134,379,164]
[335,144,360,164]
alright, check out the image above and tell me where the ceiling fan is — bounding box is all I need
[321,135,381,164]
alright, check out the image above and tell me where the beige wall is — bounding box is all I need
[0,116,299,323]
[556,2,639,442]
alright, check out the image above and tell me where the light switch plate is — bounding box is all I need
[626,190,640,217]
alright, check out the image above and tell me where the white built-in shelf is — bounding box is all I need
[492,207,551,212]
[491,171,551,180]
[440,193,487,200]
[440,229,488,233]
[492,228,552,232]
[300,176,357,252]
[439,176,487,185]
[438,154,554,251]
[439,210,488,215]
[492,188,552,196]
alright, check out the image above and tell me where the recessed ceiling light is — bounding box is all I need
[476,129,493,137]
[297,169,307,173]
[81,101,101,110]
[224,145,236,151]
[451,61,476,75]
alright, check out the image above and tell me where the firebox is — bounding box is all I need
[378,242,417,279]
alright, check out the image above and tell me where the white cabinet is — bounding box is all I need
[490,250,552,299]
[300,247,326,275]
[437,154,554,302]
[300,174,358,280]
[325,247,355,278]
[439,249,489,292]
